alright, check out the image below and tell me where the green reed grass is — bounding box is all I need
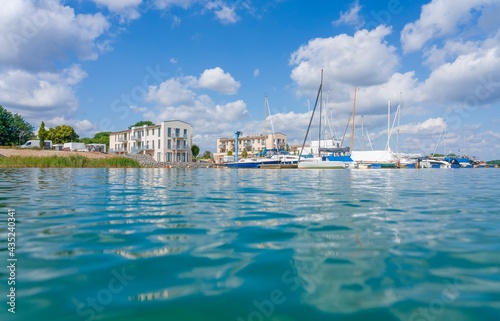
[0,155,140,168]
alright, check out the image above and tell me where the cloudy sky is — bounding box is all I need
[1,0,499,160]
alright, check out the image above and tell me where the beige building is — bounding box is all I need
[213,132,287,163]
[109,120,193,162]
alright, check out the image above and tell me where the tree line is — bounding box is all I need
[0,105,211,158]
[0,105,109,147]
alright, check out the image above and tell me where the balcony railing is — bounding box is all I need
[172,145,187,150]
[130,135,142,140]
[109,147,127,153]
[133,145,154,152]
[170,133,188,139]
[117,137,128,142]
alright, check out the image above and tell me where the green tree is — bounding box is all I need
[227,150,233,156]
[38,121,48,148]
[0,105,34,146]
[93,132,110,145]
[191,144,200,158]
[12,114,35,145]
[79,132,111,147]
[129,121,154,129]
[47,125,79,144]
[80,137,93,144]
[202,151,211,159]
[241,149,248,158]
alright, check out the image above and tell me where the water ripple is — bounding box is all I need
[1,168,499,321]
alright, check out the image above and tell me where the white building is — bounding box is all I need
[109,120,193,162]
[213,132,287,164]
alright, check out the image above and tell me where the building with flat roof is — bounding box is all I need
[213,132,287,164]
[109,120,192,162]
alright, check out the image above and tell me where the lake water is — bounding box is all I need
[1,168,499,321]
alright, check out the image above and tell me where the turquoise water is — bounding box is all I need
[1,168,499,321]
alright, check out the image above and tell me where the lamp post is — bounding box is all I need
[235,131,242,162]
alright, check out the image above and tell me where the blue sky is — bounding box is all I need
[1,0,499,160]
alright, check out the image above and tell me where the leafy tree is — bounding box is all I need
[202,151,211,159]
[47,125,79,144]
[93,132,110,145]
[79,132,110,147]
[227,150,233,156]
[241,149,248,158]
[80,137,93,145]
[129,121,154,129]
[38,121,48,148]
[0,105,34,146]
[191,144,200,158]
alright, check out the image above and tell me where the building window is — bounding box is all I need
[146,129,149,136]
[167,140,171,149]
[152,140,155,149]
[183,128,187,137]
[158,139,160,148]
[167,152,172,162]
[167,128,171,137]
[158,129,160,137]
[157,152,161,162]
[152,129,155,136]
[175,128,180,137]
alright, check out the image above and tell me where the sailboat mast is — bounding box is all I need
[350,87,357,152]
[386,99,391,150]
[298,69,323,162]
[266,95,277,151]
[397,91,401,153]
[361,115,364,151]
[264,95,267,140]
[318,69,323,156]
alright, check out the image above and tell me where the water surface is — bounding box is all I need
[0,168,499,321]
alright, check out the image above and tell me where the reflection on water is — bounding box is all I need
[0,168,499,321]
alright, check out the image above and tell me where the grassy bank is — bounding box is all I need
[0,155,140,168]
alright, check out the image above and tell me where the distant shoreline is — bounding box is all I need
[0,148,214,169]
[0,148,139,168]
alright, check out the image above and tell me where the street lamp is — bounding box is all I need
[235,131,242,162]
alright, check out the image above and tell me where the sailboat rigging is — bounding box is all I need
[297,69,353,169]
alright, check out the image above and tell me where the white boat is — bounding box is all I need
[297,70,352,170]
[419,158,451,168]
[297,158,349,169]
[271,154,300,164]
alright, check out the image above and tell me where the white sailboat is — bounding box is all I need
[351,99,398,168]
[298,70,353,169]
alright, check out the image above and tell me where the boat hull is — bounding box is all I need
[298,160,348,169]
[225,159,281,168]
[225,162,260,168]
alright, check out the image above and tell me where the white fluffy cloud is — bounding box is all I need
[146,77,197,106]
[290,26,399,93]
[420,42,500,104]
[0,65,87,120]
[0,0,109,70]
[154,0,241,24]
[333,0,364,27]
[147,67,239,106]
[198,67,240,94]
[153,0,196,10]
[92,0,142,21]
[401,0,496,53]
[206,1,239,24]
